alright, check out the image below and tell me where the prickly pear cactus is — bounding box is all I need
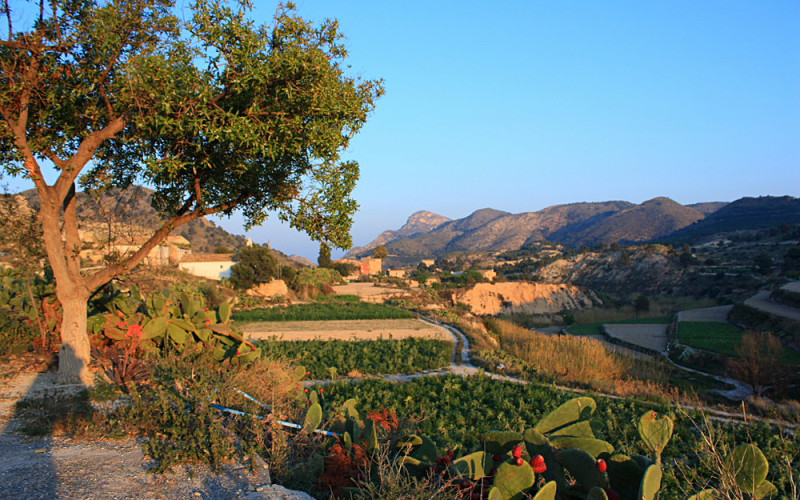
[638,463,662,500]
[491,460,536,500]
[557,448,609,493]
[302,402,323,434]
[451,451,493,480]
[534,397,614,457]
[728,443,777,498]
[637,411,673,463]
[532,481,557,500]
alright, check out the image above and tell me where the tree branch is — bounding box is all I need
[86,196,246,291]
[54,115,127,199]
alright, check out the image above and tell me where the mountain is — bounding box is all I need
[548,197,704,247]
[19,186,249,253]
[345,210,450,257]
[664,196,800,242]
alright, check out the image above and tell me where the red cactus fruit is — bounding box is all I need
[596,458,607,472]
[530,455,547,474]
[514,457,525,466]
[512,445,523,458]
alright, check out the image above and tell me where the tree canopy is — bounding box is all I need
[0,0,382,383]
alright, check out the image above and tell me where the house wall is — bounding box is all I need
[178,261,235,280]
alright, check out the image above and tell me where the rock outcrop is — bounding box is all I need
[455,282,600,316]
[246,279,289,298]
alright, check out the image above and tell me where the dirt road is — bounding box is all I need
[745,290,800,321]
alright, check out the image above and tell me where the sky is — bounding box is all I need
[5,1,800,261]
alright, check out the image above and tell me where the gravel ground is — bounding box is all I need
[0,365,314,500]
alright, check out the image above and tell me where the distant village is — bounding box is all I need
[68,224,498,288]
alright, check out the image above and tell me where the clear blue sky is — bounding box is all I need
[5,1,800,261]
[238,0,800,260]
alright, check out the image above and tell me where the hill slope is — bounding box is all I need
[20,186,249,253]
[664,196,800,242]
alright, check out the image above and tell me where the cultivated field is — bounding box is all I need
[239,318,450,341]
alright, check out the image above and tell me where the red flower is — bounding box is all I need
[530,455,547,474]
[126,324,143,337]
[319,388,324,394]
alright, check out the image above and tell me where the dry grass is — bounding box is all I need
[491,319,680,399]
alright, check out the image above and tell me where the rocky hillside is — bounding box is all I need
[345,210,451,257]
[454,282,600,315]
[350,198,726,264]
[20,186,249,253]
[533,245,686,295]
[547,197,704,247]
[664,196,800,243]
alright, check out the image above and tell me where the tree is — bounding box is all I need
[727,331,785,396]
[373,245,388,260]
[754,253,773,275]
[318,242,332,268]
[634,294,650,313]
[0,0,382,383]
[229,245,278,290]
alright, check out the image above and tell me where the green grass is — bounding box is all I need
[678,321,744,357]
[566,316,671,336]
[233,301,415,322]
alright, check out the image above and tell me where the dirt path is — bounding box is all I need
[745,290,800,321]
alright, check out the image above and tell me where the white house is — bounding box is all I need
[178,253,235,280]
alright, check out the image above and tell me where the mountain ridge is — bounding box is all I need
[346,196,778,264]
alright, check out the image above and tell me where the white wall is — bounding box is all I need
[178,261,234,280]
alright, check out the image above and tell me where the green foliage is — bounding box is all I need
[0,267,60,355]
[318,243,332,268]
[290,267,343,297]
[678,321,745,357]
[256,338,451,378]
[88,285,257,365]
[229,245,279,290]
[637,410,673,463]
[318,375,798,498]
[233,301,414,322]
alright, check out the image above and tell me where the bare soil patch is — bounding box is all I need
[677,305,733,323]
[332,282,411,302]
[240,318,449,342]
[603,324,669,352]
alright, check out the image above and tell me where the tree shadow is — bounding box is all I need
[0,365,71,499]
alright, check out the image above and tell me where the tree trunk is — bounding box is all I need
[57,293,92,385]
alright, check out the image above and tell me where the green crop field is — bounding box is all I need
[678,321,744,357]
[257,337,451,378]
[233,301,415,322]
[316,375,800,498]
